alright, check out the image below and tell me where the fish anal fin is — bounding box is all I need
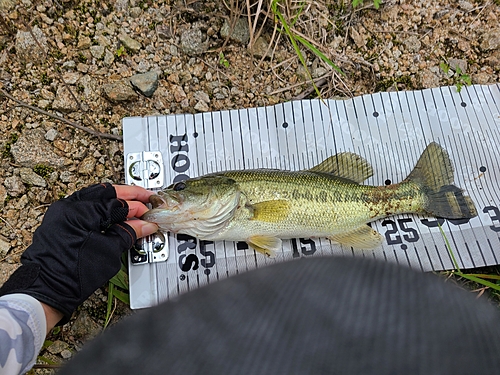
[252,200,290,223]
[247,235,282,258]
[329,225,383,249]
[309,153,373,183]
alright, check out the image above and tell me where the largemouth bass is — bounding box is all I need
[142,142,477,257]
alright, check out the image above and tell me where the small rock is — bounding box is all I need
[171,85,187,102]
[119,34,142,53]
[45,128,59,141]
[59,171,75,183]
[0,263,18,286]
[103,49,115,66]
[130,71,159,97]
[114,0,129,12]
[69,310,102,341]
[62,60,76,70]
[77,35,91,49]
[194,100,209,112]
[4,175,25,197]
[61,350,73,359]
[10,128,64,168]
[458,0,474,11]
[90,45,105,59]
[102,80,138,102]
[40,88,55,100]
[15,26,48,63]
[0,184,6,206]
[37,99,51,109]
[350,27,365,49]
[47,340,69,355]
[404,35,421,53]
[180,26,209,56]
[0,236,10,258]
[129,6,142,18]
[480,29,500,51]
[417,68,440,88]
[220,18,250,44]
[194,91,210,104]
[0,0,16,11]
[77,156,96,175]
[62,72,80,84]
[250,36,271,58]
[449,58,467,73]
[19,167,47,187]
[52,86,78,113]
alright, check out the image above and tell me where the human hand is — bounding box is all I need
[0,183,158,325]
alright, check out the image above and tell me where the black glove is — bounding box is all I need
[0,183,136,324]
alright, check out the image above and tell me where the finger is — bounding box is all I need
[127,201,150,218]
[125,219,159,239]
[114,184,155,203]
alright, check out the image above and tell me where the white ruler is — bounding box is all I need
[123,84,500,309]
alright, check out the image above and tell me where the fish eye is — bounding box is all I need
[173,181,187,191]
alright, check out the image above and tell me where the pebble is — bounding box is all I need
[130,71,159,97]
[0,236,10,258]
[172,85,187,102]
[19,167,47,187]
[47,340,69,355]
[102,80,138,102]
[180,26,209,56]
[220,18,250,44]
[69,310,102,341]
[52,86,78,113]
[78,156,96,175]
[250,36,272,58]
[0,185,6,206]
[3,176,25,197]
[77,35,91,50]
[194,101,210,112]
[11,129,64,168]
[449,58,467,73]
[119,34,142,53]
[90,45,105,59]
[480,29,500,51]
[15,25,48,62]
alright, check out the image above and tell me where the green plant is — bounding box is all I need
[440,62,472,93]
[33,164,54,178]
[439,224,500,292]
[104,261,129,328]
[271,0,344,98]
[352,0,381,9]
[219,52,230,68]
[2,133,18,158]
[115,45,126,58]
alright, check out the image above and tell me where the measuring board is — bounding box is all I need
[123,84,500,309]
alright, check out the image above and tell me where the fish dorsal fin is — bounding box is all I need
[329,225,383,249]
[309,153,373,183]
[251,200,291,223]
[247,235,282,258]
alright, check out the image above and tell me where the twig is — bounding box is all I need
[292,77,328,100]
[0,88,122,141]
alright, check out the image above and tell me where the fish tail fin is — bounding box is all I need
[406,142,477,219]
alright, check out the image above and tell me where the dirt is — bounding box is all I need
[0,0,499,372]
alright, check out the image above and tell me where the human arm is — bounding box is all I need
[0,183,158,373]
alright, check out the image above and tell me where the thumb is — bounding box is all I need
[126,219,159,238]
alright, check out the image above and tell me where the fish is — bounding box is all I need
[141,142,477,257]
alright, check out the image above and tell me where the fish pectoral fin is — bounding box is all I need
[251,200,291,223]
[309,153,373,183]
[247,235,282,258]
[329,225,383,249]
[149,194,167,208]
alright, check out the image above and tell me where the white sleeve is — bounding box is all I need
[0,294,47,375]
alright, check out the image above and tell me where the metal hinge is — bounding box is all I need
[130,231,168,265]
[126,151,164,189]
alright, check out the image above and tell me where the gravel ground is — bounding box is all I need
[0,0,499,372]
